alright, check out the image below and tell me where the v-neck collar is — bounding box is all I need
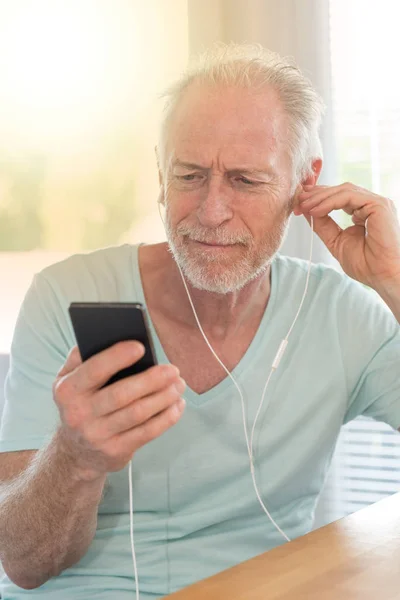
[133,244,279,407]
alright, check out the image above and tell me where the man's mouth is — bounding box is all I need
[190,239,236,247]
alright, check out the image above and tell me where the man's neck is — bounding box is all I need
[176,270,271,341]
[142,243,272,341]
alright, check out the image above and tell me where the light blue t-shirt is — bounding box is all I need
[1,243,400,599]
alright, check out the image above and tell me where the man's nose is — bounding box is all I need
[196,175,233,228]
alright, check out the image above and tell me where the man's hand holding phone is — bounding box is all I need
[53,341,186,482]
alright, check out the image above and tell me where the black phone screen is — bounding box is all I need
[68,302,157,388]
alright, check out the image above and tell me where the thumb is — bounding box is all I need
[304,213,343,259]
[291,185,304,215]
[56,345,82,378]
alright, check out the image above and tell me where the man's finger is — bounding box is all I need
[57,346,82,378]
[73,341,145,392]
[304,213,343,259]
[291,185,305,215]
[300,189,371,217]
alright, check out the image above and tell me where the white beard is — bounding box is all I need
[164,207,291,294]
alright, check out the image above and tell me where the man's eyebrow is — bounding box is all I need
[172,160,273,177]
[172,160,208,170]
[229,168,274,178]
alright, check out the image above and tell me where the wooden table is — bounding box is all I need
[165,492,400,599]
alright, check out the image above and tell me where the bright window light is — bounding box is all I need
[0,1,139,150]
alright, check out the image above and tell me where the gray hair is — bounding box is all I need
[157,42,325,188]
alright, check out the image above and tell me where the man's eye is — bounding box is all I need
[238,176,256,185]
[176,174,198,181]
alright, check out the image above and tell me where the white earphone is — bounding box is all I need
[128,195,314,599]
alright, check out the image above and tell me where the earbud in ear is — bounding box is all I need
[157,190,166,226]
[291,184,304,216]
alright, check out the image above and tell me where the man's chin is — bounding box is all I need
[178,256,267,294]
[183,273,247,294]
[167,237,270,293]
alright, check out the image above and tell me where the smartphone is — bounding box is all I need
[68,302,158,388]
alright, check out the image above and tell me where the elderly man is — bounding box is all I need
[0,43,399,599]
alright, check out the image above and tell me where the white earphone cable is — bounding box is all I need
[129,460,140,600]
[129,203,314,597]
[173,216,314,543]
[249,217,314,467]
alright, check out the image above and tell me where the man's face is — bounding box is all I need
[162,83,296,294]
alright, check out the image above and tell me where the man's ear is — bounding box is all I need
[291,158,323,214]
[301,158,323,187]
[158,186,165,207]
[155,145,163,186]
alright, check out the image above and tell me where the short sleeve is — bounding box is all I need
[341,282,400,430]
[0,273,71,452]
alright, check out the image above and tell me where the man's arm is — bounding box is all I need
[0,340,185,590]
[373,276,400,432]
[0,429,106,590]
[374,276,400,326]
[296,184,400,430]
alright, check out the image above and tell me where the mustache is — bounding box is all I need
[175,223,252,245]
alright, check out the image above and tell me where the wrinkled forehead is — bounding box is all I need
[166,82,290,168]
